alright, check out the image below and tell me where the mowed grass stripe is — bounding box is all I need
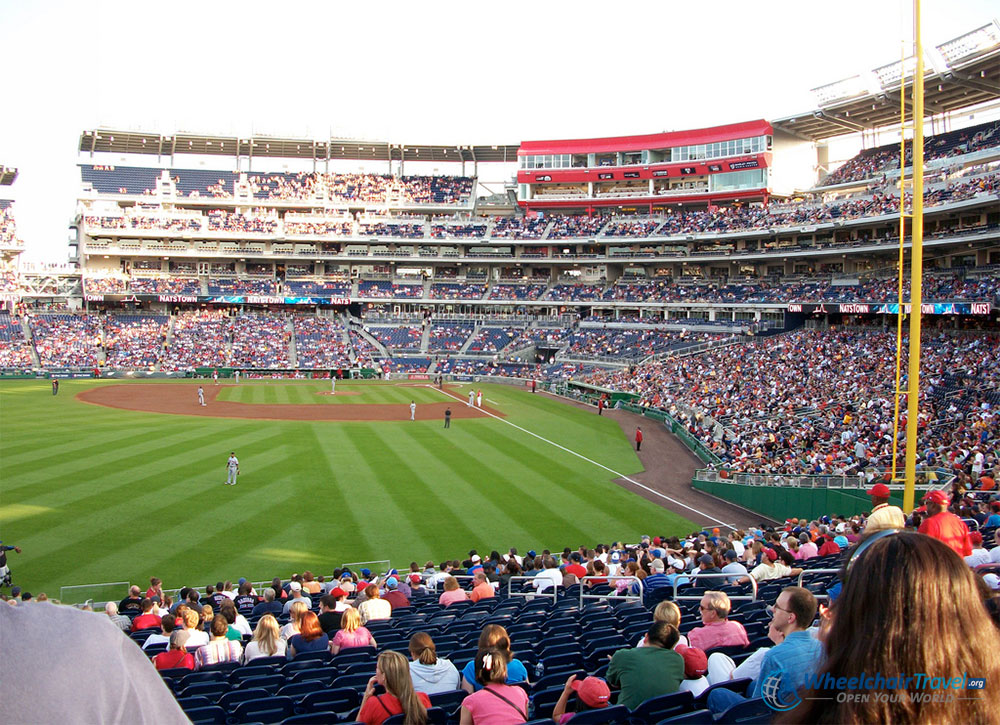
[394,425,559,548]
[3,421,277,496]
[339,425,440,555]
[308,424,380,556]
[1,421,224,485]
[10,428,299,557]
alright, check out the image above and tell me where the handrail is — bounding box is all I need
[577,575,643,607]
[505,575,559,603]
[671,572,758,602]
[795,568,841,602]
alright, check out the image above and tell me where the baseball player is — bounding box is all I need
[198,386,205,406]
[410,400,416,421]
[331,375,336,394]
[0,540,22,587]
[226,452,240,486]
[213,368,219,385]
[467,390,475,407]
[476,389,482,408]
[234,370,240,384]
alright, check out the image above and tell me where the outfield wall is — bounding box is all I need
[691,476,907,521]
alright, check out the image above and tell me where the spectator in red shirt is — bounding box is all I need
[382,578,409,610]
[153,630,195,671]
[918,490,973,558]
[565,553,587,579]
[130,598,162,632]
[817,536,841,557]
[145,577,163,601]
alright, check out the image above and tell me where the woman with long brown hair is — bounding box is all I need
[408,632,461,695]
[459,624,529,693]
[357,650,430,725]
[783,532,1000,723]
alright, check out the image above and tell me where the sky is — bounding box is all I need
[1,0,997,262]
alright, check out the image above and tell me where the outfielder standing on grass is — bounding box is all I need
[410,400,416,421]
[226,452,240,486]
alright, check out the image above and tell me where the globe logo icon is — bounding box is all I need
[761,671,802,711]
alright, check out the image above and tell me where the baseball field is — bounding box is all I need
[0,378,695,599]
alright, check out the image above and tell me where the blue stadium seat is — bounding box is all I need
[627,691,695,722]
[218,688,272,711]
[184,706,229,725]
[717,698,772,723]
[232,695,296,723]
[280,713,340,725]
[427,689,466,713]
[654,708,714,724]
[567,704,630,723]
[297,687,360,715]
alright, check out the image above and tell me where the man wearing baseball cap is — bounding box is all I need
[864,482,905,533]
[552,675,610,722]
[918,489,973,557]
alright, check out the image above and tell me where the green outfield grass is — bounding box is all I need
[0,379,695,599]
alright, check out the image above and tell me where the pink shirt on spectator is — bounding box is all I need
[797,542,818,559]
[330,626,372,650]
[688,620,749,650]
[438,589,468,607]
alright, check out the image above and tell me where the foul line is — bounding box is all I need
[426,385,736,530]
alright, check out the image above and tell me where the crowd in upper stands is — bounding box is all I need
[582,327,1000,478]
[822,119,1000,186]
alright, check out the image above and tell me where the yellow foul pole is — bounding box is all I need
[904,0,925,513]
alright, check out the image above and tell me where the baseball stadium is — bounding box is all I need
[1,5,999,724]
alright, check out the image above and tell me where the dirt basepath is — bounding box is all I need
[77,384,497,422]
[541,392,779,531]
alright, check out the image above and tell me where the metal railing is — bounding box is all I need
[671,572,758,602]
[578,576,643,607]
[796,568,841,602]
[505,575,559,603]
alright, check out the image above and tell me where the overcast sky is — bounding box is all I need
[1,0,997,261]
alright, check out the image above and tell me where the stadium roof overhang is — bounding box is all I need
[78,131,519,164]
[0,166,17,186]
[772,22,1000,142]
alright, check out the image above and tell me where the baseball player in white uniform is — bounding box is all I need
[331,376,336,394]
[467,390,474,407]
[410,401,416,421]
[226,452,239,485]
[198,386,205,406]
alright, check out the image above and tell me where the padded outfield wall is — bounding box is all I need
[691,476,907,522]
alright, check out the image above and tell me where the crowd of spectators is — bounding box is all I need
[284,220,353,236]
[487,283,546,301]
[231,315,291,368]
[359,223,425,239]
[1,206,22,247]
[29,314,102,368]
[283,280,351,296]
[104,315,168,369]
[208,278,278,296]
[84,276,129,294]
[368,326,422,350]
[565,329,730,360]
[130,277,202,295]
[83,215,201,232]
[293,317,352,369]
[545,284,605,301]
[465,327,519,353]
[160,311,232,371]
[823,119,1000,186]
[426,324,475,352]
[206,210,278,235]
[0,312,34,367]
[428,283,486,300]
[430,223,487,239]
[490,216,548,239]
[547,215,607,239]
[582,327,1000,477]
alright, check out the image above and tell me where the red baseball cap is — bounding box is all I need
[679,646,708,678]
[572,677,610,708]
[867,483,891,498]
[329,588,347,598]
[764,548,779,562]
[923,490,950,506]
